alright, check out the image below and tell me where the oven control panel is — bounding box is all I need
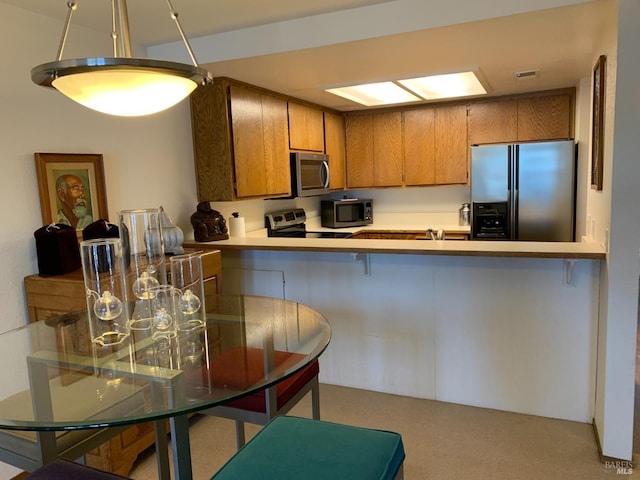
[265,208,306,233]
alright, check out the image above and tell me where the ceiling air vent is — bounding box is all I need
[515,70,538,80]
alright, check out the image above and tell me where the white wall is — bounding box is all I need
[593,0,640,460]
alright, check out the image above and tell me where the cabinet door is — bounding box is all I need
[435,104,468,184]
[230,84,267,197]
[190,81,236,201]
[262,93,291,196]
[230,85,290,198]
[373,111,403,186]
[404,108,435,185]
[346,115,375,188]
[288,102,325,152]
[200,249,222,295]
[345,113,402,188]
[468,100,517,145]
[517,94,572,141]
[324,111,346,190]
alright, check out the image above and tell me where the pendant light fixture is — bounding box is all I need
[31,0,212,117]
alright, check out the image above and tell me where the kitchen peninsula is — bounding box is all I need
[185,231,604,427]
[189,235,604,259]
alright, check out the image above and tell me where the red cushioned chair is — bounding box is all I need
[194,346,320,448]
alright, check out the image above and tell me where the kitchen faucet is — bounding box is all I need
[426,228,445,240]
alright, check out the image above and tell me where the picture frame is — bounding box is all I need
[35,153,108,232]
[590,55,606,191]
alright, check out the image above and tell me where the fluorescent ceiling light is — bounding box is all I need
[326,81,421,107]
[398,71,487,100]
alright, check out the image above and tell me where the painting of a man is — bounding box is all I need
[55,173,94,229]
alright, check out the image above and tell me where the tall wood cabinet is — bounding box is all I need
[190,79,290,201]
[22,250,222,477]
[346,112,403,188]
[404,104,467,186]
[434,104,468,184]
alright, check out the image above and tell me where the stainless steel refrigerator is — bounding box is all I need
[470,140,576,241]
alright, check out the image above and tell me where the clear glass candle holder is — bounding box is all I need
[170,253,207,365]
[118,209,167,335]
[80,238,129,347]
[149,285,180,370]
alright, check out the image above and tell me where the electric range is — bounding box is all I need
[265,208,353,239]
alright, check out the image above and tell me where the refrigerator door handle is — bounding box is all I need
[511,145,519,240]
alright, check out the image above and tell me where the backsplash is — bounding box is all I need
[208,185,470,234]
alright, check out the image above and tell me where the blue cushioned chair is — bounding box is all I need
[210,416,405,480]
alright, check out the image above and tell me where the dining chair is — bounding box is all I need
[194,345,320,448]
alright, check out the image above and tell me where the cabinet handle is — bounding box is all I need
[320,160,330,188]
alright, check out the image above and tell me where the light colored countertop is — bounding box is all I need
[184,236,604,259]
[184,212,605,260]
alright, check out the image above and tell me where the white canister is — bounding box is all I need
[228,212,246,237]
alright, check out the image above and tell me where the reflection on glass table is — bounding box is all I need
[0,294,331,480]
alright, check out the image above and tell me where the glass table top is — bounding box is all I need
[0,294,331,431]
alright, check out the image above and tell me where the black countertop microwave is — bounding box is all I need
[291,152,330,197]
[321,199,373,228]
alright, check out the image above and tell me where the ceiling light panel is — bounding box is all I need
[398,71,487,100]
[326,81,421,106]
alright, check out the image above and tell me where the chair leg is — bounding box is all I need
[311,380,320,420]
[235,420,246,449]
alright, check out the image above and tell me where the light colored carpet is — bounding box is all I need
[129,384,637,479]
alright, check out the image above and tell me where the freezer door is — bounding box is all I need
[470,144,510,203]
[516,140,575,241]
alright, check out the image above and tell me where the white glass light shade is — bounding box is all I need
[32,58,211,117]
[52,69,197,116]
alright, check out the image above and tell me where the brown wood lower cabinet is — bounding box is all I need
[351,230,469,240]
[22,249,222,476]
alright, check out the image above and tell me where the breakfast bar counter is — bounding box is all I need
[184,236,605,260]
[185,211,605,259]
[182,221,604,430]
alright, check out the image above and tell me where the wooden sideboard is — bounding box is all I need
[22,249,222,476]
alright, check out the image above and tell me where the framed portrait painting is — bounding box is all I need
[591,55,606,191]
[35,153,108,231]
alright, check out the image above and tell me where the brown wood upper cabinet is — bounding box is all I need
[324,111,346,190]
[346,112,403,188]
[288,102,325,152]
[404,104,468,186]
[468,91,573,145]
[190,79,291,201]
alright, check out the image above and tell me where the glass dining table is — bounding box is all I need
[0,294,331,480]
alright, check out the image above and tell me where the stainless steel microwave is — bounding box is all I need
[291,152,330,197]
[321,199,373,228]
